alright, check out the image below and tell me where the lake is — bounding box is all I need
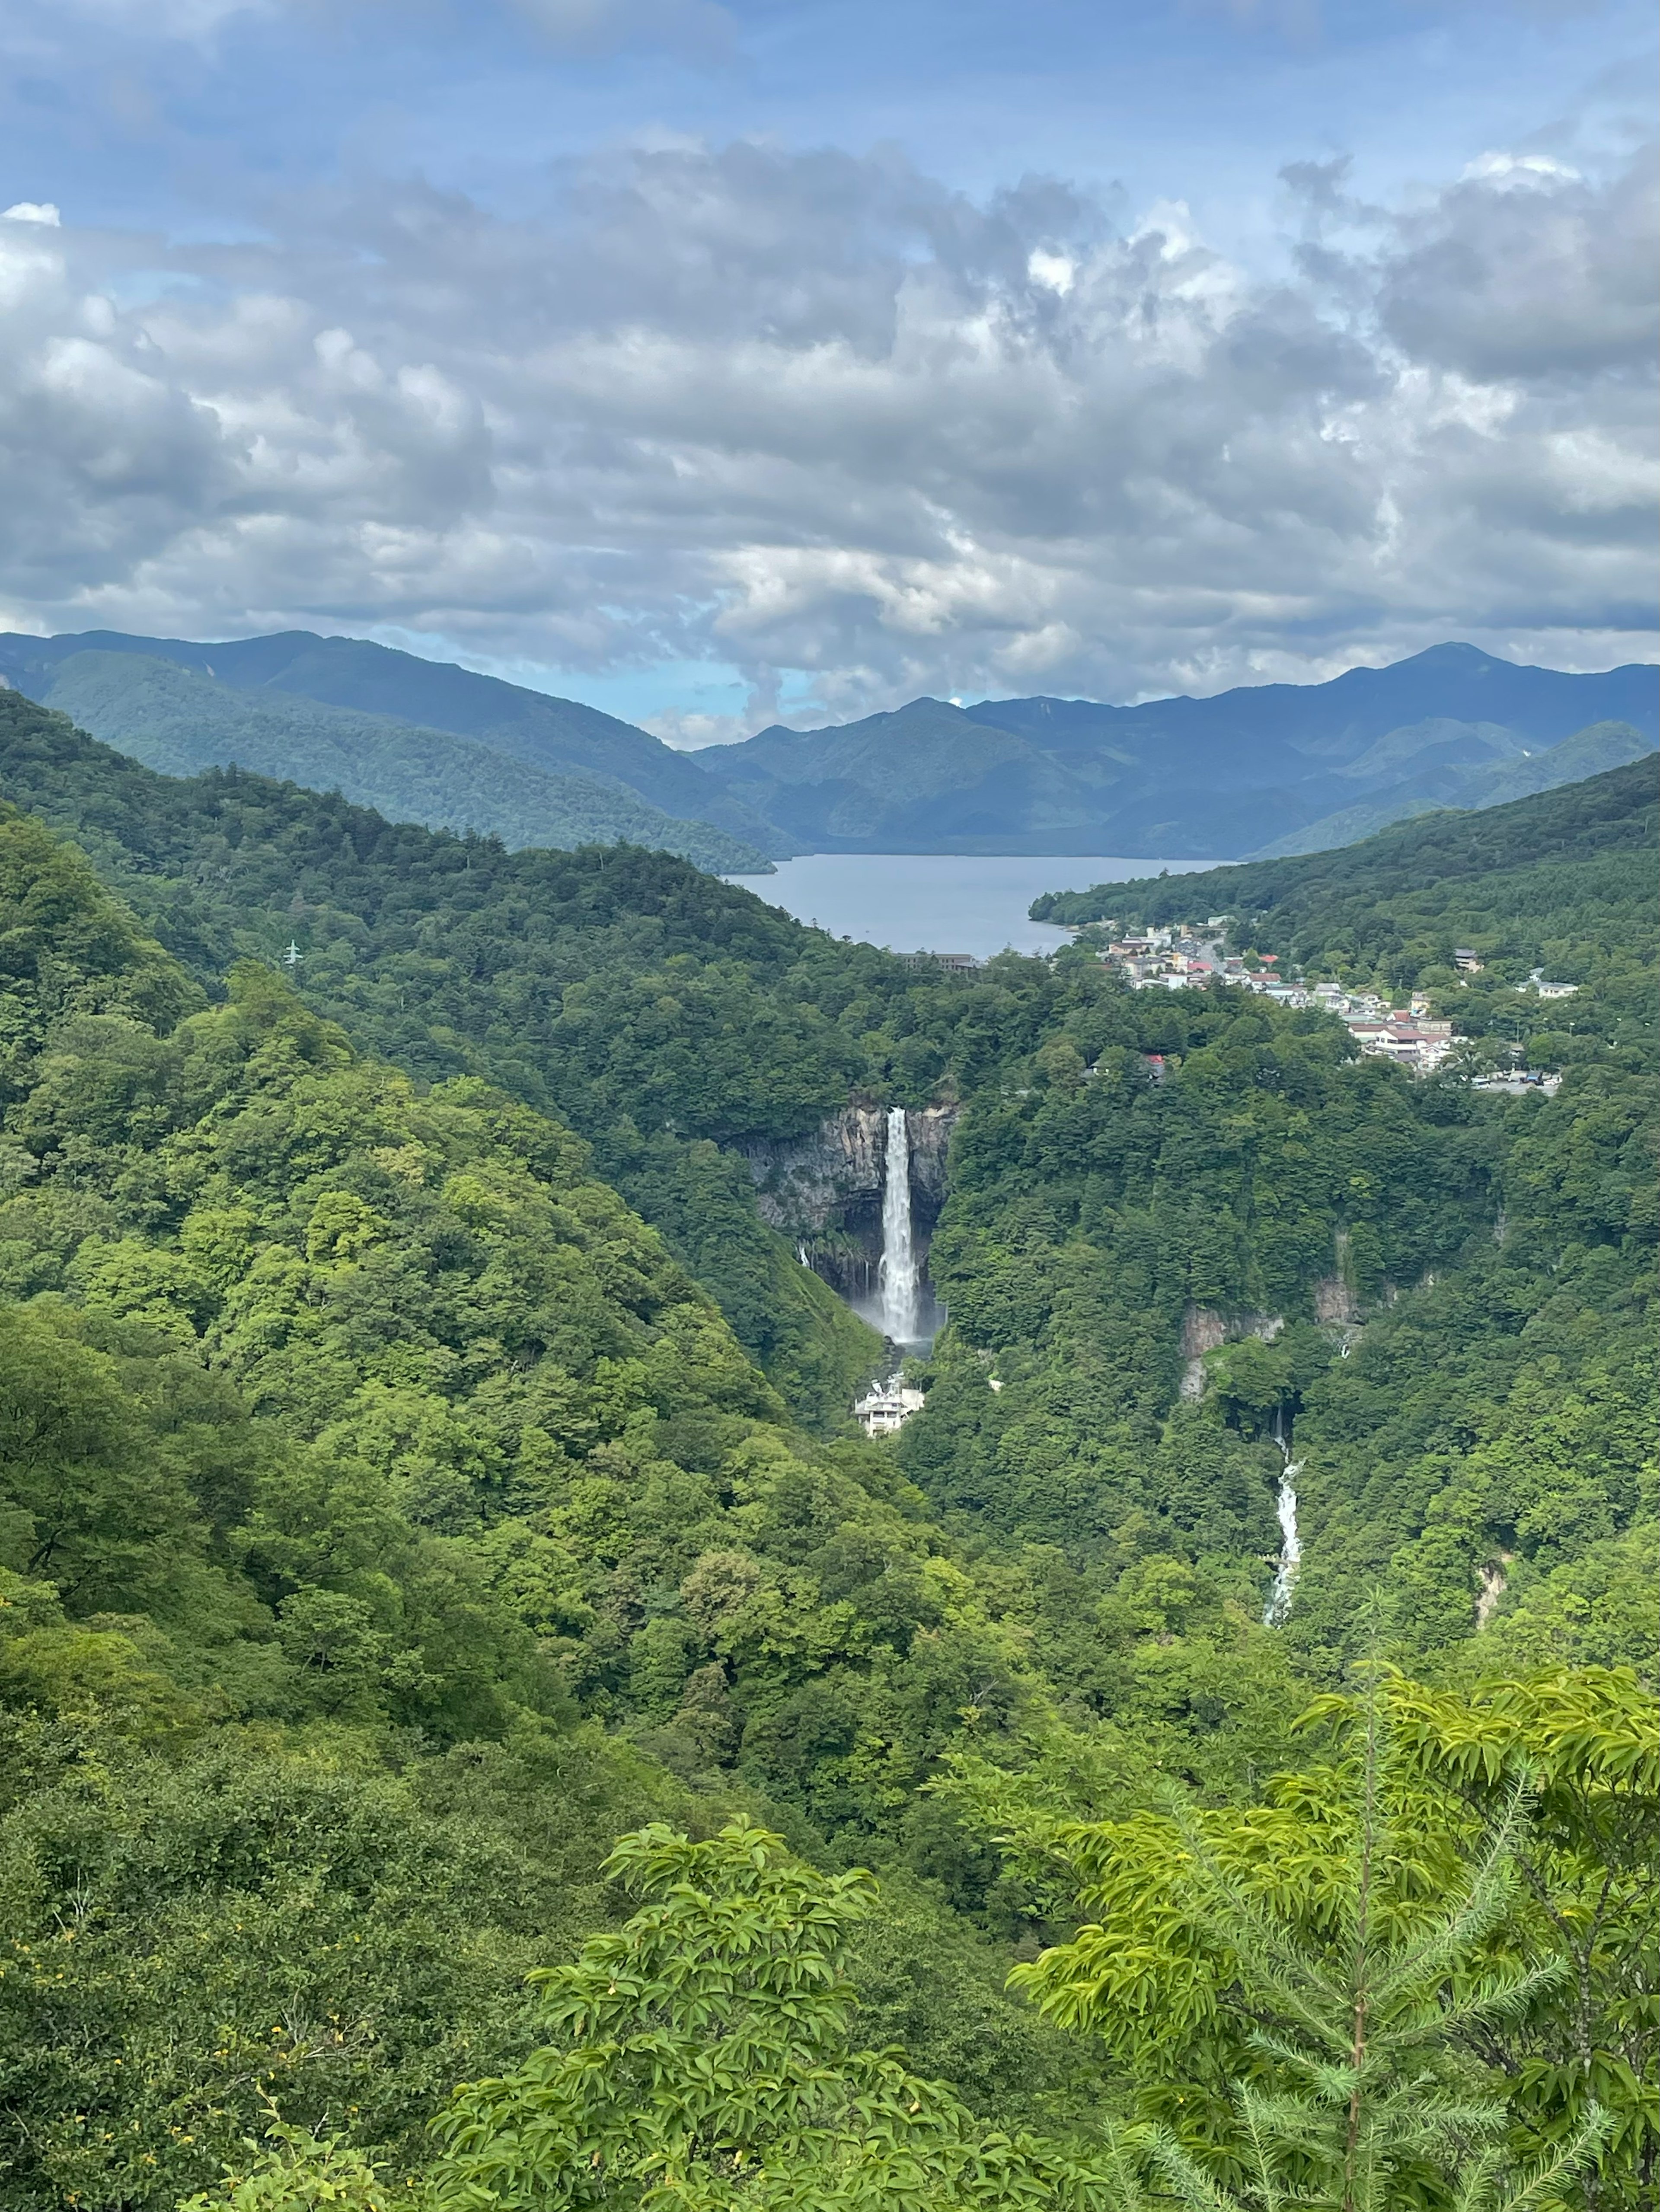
[727,852,1224,960]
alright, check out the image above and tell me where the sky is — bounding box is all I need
[0,0,1654,743]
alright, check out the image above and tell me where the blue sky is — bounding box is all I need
[0,0,1654,735]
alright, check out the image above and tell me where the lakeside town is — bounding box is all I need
[907,919,1577,1086]
[1080,920,1574,1082]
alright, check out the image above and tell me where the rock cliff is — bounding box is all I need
[741,1105,956,1307]
[741,1104,955,1235]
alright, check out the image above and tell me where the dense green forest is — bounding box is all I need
[0,688,885,1426]
[0,695,1653,2209]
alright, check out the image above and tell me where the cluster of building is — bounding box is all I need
[1084,925,1470,1074]
[1096,924,1305,1002]
[1296,983,1452,1070]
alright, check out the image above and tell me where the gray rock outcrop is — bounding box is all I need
[741,1104,955,1235]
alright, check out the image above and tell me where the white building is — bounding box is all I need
[854,1382,927,1436]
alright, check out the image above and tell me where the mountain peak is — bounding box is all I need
[694,647,1656,857]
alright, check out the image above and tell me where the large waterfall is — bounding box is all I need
[878,1107,921,1343]
[1263,1408,1302,1625]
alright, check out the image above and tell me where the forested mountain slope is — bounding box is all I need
[1249,715,1653,857]
[0,702,1654,2207]
[11,650,769,875]
[0,687,875,1425]
[0,814,1115,2200]
[0,625,790,857]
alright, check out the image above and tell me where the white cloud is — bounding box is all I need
[1461,151,1581,186]
[0,137,1651,716]
[1026,249,1074,295]
[1377,148,1657,380]
[2,203,61,226]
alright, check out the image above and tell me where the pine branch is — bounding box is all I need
[1421,1958,1567,2043]
[1368,1773,1534,2012]
[1472,2106,1613,2212]
[1145,2128,1248,2212]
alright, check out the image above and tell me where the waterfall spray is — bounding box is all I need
[878,1107,920,1343]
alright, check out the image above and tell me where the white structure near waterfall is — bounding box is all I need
[854,1380,927,1436]
[878,1106,923,1343]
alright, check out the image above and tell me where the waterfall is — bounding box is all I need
[878,1107,921,1343]
[1264,1464,1302,1624]
[1263,1408,1302,1625]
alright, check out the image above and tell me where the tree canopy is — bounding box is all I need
[0,700,1651,2210]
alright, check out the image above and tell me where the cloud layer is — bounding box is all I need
[0,133,1653,731]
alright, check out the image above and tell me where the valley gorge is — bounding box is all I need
[0,684,1650,2211]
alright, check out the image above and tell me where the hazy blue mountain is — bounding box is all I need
[6,631,1652,861]
[695,644,1658,857]
[1246,718,1657,858]
[692,697,1118,852]
[5,649,772,875]
[0,626,792,859]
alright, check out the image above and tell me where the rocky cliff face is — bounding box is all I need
[1178,1305,1284,1401]
[905,1105,954,1207]
[741,1105,957,1303]
[741,1104,955,1234]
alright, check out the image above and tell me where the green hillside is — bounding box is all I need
[0,811,1108,2199]
[0,687,869,1424]
[0,625,795,859]
[0,702,1653,2209]
[1032,757,1657,1061]
[1248,718,1654,857]
[13,651,771,875]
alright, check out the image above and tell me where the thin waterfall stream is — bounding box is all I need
[878,1107,921,1344]
[1264,1406,1302,1626]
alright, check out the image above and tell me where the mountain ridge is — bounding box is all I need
[696,643,1657,856]
[3,629,1653,863]
[0,626,790,862]
[1246,717,1653,858]
[0,637,775,875]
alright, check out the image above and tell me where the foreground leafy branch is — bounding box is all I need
[997,1676,1643,2210]
[427,1819,1132,2209]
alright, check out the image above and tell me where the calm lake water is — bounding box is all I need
[728,853,1223,961]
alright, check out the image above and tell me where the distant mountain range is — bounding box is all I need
[695,645,1657,858]
[0,630,1653,868]
[0,629,782,875]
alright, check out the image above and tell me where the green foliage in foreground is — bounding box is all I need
[179,1653,1657,2212]
[949,1666,1656,2207]
[430,1820,1120,2209]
